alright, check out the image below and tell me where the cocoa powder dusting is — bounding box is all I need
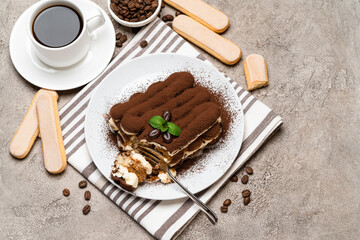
[106,129,118,147]
[210,91,231,136]
[176,90,232,176]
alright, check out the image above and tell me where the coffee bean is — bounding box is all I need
[84,191,91,201]
[162,111,172,122]
[63,188,70,197]
[162,132,172,143]
[146,11,153,18]
[82,205,91,215]
[230,175,238,182]
[167,22,172,28]
[245,166,253,175]
[128,2,135,8]
[116,41,123,48]
[241,175,249,184]
[162,14,174,22]
[79,180,87,188]
[244,197,251,206]
[120,35,128,43]
[149,129,160,139]
[175,10,181,16]
[223,199,231,206]
[242,189,251,198]
[116,32,122,40]
[140,40,148,48]
[161,2,165,8]
[220,206,228,213]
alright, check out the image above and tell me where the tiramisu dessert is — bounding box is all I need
[108,72,223,191]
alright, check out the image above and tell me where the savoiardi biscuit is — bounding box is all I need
[243,54,268,91]
[172,15,241,65]
[36,91,67,174]
[164,0,229,33]
[9,89,58,159]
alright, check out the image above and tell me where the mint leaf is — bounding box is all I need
[149,116,166,129]
[167,122,181,137]
[160,125,168,132]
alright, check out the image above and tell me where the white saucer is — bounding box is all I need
[9,0,115,91]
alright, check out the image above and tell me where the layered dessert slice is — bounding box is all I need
[109,72,223,190]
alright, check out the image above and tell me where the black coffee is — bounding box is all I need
[32,5,83,48]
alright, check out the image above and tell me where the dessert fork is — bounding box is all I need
[138,146,218,224]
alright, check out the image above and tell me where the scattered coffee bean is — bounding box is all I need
[79,180,87,188]
[242,189,251,198]
[223,199,231,206]
[175,10,182,16]
[230,175,238,182]
[161,1,165,8]
[162,131,173,143]
[162,110,172,122]
[244,196,251,206]
[116,41,123,48]
[63,188,70,197]
[162,14,174,22]
[116,32,122,40]
[84,191,91,201]
[149,129,161,139]
[245,166,253,175]
[140,40,148,48]
[220,205,228,213]
[167,22,172,28]
[241,175,249,184]
[82,205,91,215]
[120,35,128,43]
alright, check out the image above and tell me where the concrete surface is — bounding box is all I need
[1,0,360,239]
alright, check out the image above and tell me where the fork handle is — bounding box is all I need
[167,170,218,224]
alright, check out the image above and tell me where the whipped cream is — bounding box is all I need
[158,168,176,184]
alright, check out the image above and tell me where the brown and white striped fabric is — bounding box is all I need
[59,18,282,240]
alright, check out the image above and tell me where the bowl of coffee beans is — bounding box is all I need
[108,0,162,27]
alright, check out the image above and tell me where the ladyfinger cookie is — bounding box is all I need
[243,54,269,91]
[36,91,67,174]
[164,0,229,33]
[172,15,241,65]
[9,89,58,159]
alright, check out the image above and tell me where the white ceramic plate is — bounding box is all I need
[85,53,244,200]
[9,0,115,91]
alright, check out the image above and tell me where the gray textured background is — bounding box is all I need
[1,0,360,239]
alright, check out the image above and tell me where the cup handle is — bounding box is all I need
[85,8,105,34]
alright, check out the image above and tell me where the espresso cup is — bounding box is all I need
[27,0,105,68]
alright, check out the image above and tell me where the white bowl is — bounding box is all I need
[108,0,162,28]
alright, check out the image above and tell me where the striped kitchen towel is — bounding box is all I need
[59,18,282,240]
